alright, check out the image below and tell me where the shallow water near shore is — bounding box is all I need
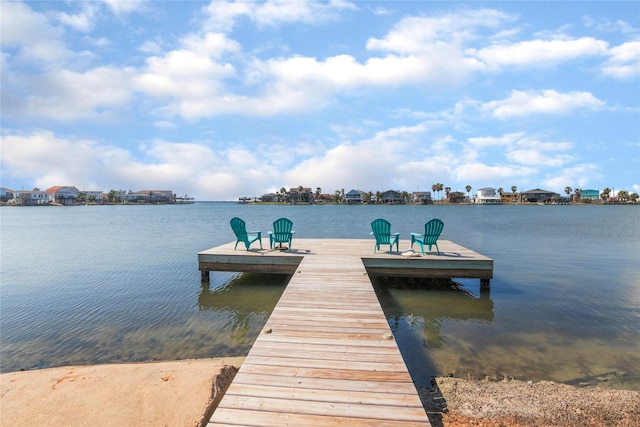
[1,203,638,390]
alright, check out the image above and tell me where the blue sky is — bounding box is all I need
[1,1,638,200]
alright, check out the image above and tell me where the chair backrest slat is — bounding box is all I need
[230,217,247,239]
[423,218,444,243]
[272,218,293,239]
[371,218,392,244]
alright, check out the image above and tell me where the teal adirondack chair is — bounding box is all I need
[230,217,262,251]
[410,218,444,254]
[269,217,295,251]
[370,218,400,253]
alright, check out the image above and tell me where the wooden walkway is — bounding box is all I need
[201,239,493,426]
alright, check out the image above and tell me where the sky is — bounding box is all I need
[1,1,639,201]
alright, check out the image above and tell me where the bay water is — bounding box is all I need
[1,203,638,390]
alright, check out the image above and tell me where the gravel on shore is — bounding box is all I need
[418,377,640,427]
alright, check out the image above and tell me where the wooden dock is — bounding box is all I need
[200,239,493,426]
[199,239,493,287]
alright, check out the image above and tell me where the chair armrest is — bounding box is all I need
[291,231,296,234]
[410,232,423,237]
[392,232,400,236]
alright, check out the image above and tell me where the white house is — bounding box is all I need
[14,189,51,205]
[474,187,502,204]
[46,186,80,205]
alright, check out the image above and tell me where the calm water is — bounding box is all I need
[1,203,639,390]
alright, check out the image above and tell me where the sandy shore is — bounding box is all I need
[2,359,639,427]
[0,358,243,427]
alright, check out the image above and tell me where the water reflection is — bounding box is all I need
[373,277,493,386]
[198,273,289,341]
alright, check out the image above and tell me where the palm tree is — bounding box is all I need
[401,191,409,204]
[437,183,444,202]
[511,186,518,203]
[297,185,304,204]
[375,191,382,204]
[565,186,572,199]
[432,184,438,202]
[315,187,321,201]
[334,189,342,204]
[618,190,629,203]
[444,187,451,203]
[575,188,582,201]
[279,187,287,203]
[465,185,472,201]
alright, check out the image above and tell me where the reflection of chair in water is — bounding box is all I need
[370,218,400,253]
[410,218,444,254]
[230,217,262,251]
[269,218,295,251]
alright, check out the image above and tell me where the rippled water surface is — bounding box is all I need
[1,203,638,390]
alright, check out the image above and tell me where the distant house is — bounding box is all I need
[260,193,279,203]
[446,191,466,204]
[345,189,365,204]
[580,189,599,201]
[500,192,517,203]
[381,190,402,204]
[412,191,432,204]
[14,189,50,205]
[81,190,103,203]
[474,187,502,204]
[125,190,174,203]
[0,188,15,203]
[520,189,560,204]
[288,187,313,204]
[46,186,80,205]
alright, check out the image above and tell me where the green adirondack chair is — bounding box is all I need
[410,218,444,254]
[269,217,295,251]
[370,218,400,253]
[230,217,262,251]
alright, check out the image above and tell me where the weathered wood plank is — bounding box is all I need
[210,408,429,427]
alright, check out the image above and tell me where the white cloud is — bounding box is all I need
[366,9,514,55]
[506,135,574,167]
[0,1,72,65]
[53,3,99,32]
[482,90,605,119]
[544,164,602,189]
[470,37,609,68]
[602,41,640,79]
[202,0,356,32]
[468,133,524,147]
[101,0,148,16]
[453,162,536,183]
[5,66,136,121]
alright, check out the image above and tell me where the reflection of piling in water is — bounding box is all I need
[198,273,288,340]
[373,277,494,349]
